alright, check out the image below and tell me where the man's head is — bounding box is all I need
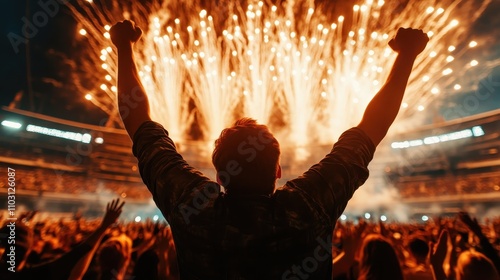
[212,118,280,195]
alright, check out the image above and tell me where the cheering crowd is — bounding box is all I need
[1,200,499,279]
[2,15,499,279]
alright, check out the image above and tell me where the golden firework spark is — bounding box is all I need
[69,0,496,149]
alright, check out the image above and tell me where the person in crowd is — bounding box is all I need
[403,236,434,280]
[357,234,404,280]
[332,220,366,279]
[429,212,500,280]
[96,233,132,280]
[455,250,500,280]
[458,211,500,273]
[0,199,124,280]
[1,207,499,279]
[109,17,429,278]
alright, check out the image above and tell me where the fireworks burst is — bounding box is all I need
[69,0,496,150]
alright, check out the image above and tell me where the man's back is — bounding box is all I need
[110,19,428,279]
[170,186,332,279]
[132,121,375,279]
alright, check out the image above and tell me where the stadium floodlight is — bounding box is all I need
[472,126,485,137]
[26,124,92,143]
[153,215,159,221]
[1,120,22,129]
[380,215,387,222]
[391,125,485,149]
[135,216,142,222]
[421,215,429,222]
[364,212,371,219]
[340,214,347,221]
[95,137,104,144]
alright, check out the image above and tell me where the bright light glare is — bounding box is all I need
[1,120,22,129]
[422,215,429,221]
[135,216,142,222]
[26,124,92,143]
[68,0,490,150]
[364,212,371,219]
[340,214,347,221]
[472,126,485,137]
[442,68,453,75]
[391,126,485,149]
[380,215,387,222]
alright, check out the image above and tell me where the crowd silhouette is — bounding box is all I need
[1,202,499,279]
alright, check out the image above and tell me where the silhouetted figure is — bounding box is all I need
[96,233,132,280]
[404,236,434,280]
[456,250,500,280]
[0,199,124,280]
[358,234,404,280]
[110,20,429,279]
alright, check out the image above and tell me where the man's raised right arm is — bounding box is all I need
[287,28,429,224]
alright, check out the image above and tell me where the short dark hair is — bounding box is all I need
[359,234,404,280]
[212,118,280,195]
[408,236,429,259]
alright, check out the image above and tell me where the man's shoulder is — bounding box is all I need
[273,185,326,221]
[133,120,166,140]
[336,127,376,150]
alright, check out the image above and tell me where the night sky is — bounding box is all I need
[1,0,499,126]
[1,0,108,124]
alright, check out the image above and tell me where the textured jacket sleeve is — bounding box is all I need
[287,127,376,225]
[132,121,213,220]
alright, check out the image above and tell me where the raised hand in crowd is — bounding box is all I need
[69,198,125,279]
[458,211,500,274]
[332,220,367,278]
[430,230,450,280]
[157,226,179,280]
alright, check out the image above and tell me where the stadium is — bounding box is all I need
[1,0,500,279]
[1,104,499,221]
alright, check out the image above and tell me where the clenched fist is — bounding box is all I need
[389,28,429,57]
[110,20,143,48]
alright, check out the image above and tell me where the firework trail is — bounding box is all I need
[69,0,497,149]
